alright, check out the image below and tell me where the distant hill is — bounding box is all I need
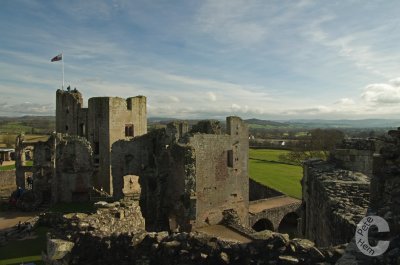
[1,116,399,135]
[149,117,400,129]
[244,119,289,128]
[282,119,400,128]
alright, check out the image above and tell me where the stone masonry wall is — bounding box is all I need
[301,160,370,247]
[337,129,400,265]
[0,170,16,197]
[330,139,375,178]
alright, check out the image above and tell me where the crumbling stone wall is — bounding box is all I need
[112,126,192,231]
[53,135,94,202]
[337,128,400,264]
[190,117,249,228]
[301,160,370,247]
[15,133,95,205]
[15,134,34,189]
[0,170,16,196]
[111,117,249,232]
[330,138,375,178]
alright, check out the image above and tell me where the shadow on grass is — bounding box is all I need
[48,201,95,214]
[0,226,48,265]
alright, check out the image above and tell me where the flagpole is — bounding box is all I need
[62,53,64,90]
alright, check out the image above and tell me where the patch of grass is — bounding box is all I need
[0,161,32,171]
[0,165,15,171]
[249,148,302,199]
[49,201,95,213]
[0,226,48,264]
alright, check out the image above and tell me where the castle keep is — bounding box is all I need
[55,89,147,194]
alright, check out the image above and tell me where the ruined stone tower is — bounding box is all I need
[111,117,249,232]
[56,89,147,194]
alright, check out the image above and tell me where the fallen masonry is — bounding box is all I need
[42,200,347,265]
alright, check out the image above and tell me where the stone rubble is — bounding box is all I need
[42,200,346,265]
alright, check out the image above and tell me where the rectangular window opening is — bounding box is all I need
[125,124,134,137]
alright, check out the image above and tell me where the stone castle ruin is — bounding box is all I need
[111,117,249,232]
[9,88,400,264]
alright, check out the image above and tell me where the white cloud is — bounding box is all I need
[207,92,217,101]
[0,102,54,115]
[362,82,400,104]
[196,0,268,45]
[335,98,355,105]
[304,15,400,79]
[169,96,180,102]
[231,103,241,111]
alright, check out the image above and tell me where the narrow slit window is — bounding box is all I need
[227,150,233,167]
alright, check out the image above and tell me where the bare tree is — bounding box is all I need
[280,129,345,165]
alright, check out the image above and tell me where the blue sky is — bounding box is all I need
[1,0,400,119]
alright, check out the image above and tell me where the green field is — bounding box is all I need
[249,149,302,199]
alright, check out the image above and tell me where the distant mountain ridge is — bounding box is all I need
[1,116,399,130]
[244,118,288,127]
[282,119,400,128]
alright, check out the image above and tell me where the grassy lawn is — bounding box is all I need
[0,161,32,171]
[0,226,48,265]
[0,165,15,171]
[249,148,303,199]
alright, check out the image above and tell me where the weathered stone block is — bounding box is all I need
[47,239,74,260]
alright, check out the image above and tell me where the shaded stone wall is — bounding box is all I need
[330,138,375,178]
[337,129,400,264]
[0,170,16,196]
[87,97,111,192]
[54,135,94,202]
[15,133,95,204]
[249,179,284,201]
[301,160,370,247]
[56,89,83,135]
[112,125,191,231]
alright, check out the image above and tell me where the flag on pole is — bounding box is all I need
[51,53,65,90]
[51,54,62,62]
